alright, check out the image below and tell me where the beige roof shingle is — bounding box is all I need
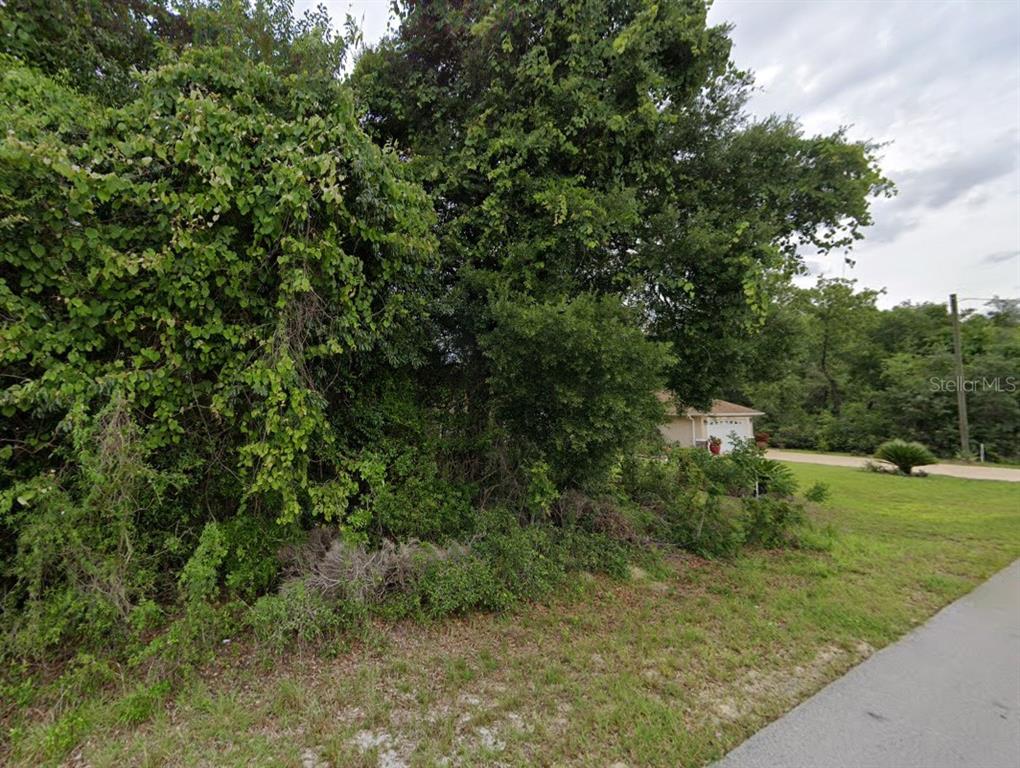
[690,399,764,417]
[657,392,764,417]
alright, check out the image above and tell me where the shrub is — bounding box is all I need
[619,451,740,556]
[282,529,473,606]
[247,581,364,652]
[472,511,567,602]
[741,497,805,548]
[414,555,511,618]
[306,538,456,604]
[1,402,177,659]
[620,451,687,507]
[130,601,242,678]
[804,482,831,503]
[40,707,91,762]
[480,294,672,487]
[54,653,117,700]
[369,447,475,542]
[219,516,301,600]
[553,490,643,545]
[525,460,560,522]
[114,681,172,727]
[178,523,229,608]
[874,439,937,475]
[273,513,631,627]
[728,438,798,497]
[559,530,631,578]
[619,444,809,557]
[759,460,798,497]
[659,493,745,559]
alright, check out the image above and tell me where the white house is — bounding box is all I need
[657,393,764,454]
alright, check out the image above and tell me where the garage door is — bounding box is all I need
[705,417,753,453]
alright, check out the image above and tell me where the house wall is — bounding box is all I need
[659,416,695,447]
[660,414,758,452]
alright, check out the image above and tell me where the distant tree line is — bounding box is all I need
[724,279,1020,462]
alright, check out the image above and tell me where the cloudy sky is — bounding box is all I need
[299,0,1020,308]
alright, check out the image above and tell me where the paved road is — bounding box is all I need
[713,559,1020,768]
[767,449,1020,482]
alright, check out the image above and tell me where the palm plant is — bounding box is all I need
[874,439,937,475]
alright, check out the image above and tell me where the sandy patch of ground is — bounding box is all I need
[705,642,874,725]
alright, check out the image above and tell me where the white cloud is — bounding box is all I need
[710,0,1020,306]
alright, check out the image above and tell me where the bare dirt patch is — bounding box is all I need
[704,642,875,725]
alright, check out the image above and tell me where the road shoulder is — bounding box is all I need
[713,559,1020,768]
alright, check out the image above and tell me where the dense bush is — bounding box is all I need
[661,493,745,559]
[553,490,644,546]
[481,295,671,487]
[620,442,809,558]
[413,555,512,619]
[247,581,364,652]
[1,401,178,658]
[0,45,435,656]
[1,0,882,672]
[370,451,474,542]
[874,439,937,475]
[242,511,634,646]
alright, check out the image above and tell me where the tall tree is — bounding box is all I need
[353,0,890,408]
[0,0,186,103]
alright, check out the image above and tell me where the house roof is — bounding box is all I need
[656,392,764,418]
[691,399,765,417]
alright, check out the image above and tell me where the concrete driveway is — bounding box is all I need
[767,449,1020,482]
[712,559,1020,768]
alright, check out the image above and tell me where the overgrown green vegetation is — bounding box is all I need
[0,0,890,731]
[727,278,1020,461]
[3,465,1017,767]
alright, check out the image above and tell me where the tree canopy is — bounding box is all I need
[354,0,889,405]
[0,0,891,659]
[725,279,1020,460]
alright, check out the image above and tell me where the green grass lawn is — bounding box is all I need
[7,465,1019,767]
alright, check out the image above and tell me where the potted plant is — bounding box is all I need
[709,436,722,455]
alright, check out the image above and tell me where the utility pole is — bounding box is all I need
[949,294,970,457]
